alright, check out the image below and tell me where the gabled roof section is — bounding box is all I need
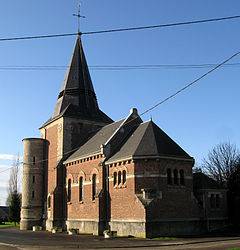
[106,120,192,163]
[64,108,142,163]
[64,119,124,163]
[42,36,112,127]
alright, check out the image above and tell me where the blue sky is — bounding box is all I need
[0,0,240,205]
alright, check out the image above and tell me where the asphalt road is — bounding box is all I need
[0,227,240,249]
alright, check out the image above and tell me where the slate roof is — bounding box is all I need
[65,119,124,163]
[106,120,192,163]
[65,114,193,164]
[41,36,112,128]
[193,172,224,190]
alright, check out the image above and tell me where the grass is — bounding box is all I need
[150,237,177,240]
[0,222,20,228]
[227,248,240,250]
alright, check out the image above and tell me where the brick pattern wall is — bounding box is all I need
[65,155,105,220]
[109,161,145,220]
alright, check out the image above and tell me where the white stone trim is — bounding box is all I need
[110,218,146,223]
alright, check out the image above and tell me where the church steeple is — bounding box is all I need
[52,36,99,118]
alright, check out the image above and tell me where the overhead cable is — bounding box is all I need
[0,63,239,71]
[2,48,237,168]
[0,15,240,42]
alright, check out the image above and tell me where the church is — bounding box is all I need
[20,36,228,238]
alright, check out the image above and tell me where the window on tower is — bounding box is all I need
[33,156,35,165]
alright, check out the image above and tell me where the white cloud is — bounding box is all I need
[0,154,16,160]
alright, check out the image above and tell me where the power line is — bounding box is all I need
[0,33,77,42]
[0,15,240,42]
[140,50,240,116]
[1,48,237,169]
[82,15,240,35]
[0,63,239,71]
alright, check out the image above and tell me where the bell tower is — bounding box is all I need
[40,36,112,230]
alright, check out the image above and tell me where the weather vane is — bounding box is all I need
[73,3,86,35]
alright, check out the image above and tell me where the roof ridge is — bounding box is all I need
[103,108,140,146]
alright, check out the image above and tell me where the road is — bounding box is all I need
[0,228,239,249]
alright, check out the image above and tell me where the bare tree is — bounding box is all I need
[202,142,240,186]
[202,142,240,226]
[6,154,20,206]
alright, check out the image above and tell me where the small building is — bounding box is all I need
[193,172,228,232]
[20,36,229,237]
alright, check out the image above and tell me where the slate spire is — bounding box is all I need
[52,35,101,119]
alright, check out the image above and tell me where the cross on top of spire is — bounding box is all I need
[73,2,86,35]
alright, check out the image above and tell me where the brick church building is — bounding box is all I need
[20,36,228,237]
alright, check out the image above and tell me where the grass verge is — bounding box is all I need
[0,222,20,228]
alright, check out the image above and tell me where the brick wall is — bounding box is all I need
[65,155,105,220]
[109,161,145,220]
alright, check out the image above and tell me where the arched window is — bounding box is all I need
[113,172,117,186]
[167,169,172,185]
[118,171,121,185]
[92,174,96,200]
[174,169,178,185]
[210,194,215,208]
[32,176,35,184]
[216,194,220,208]
[180,169,185,185]
[122,170,126,185]
[32,191,35,199]
[47,196,51,208]
[67,179,71,202]
[79,176,83,202]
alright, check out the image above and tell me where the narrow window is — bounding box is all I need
[216,194,220,208]
[67,179,71,202]
[180,170,185,185]
[174,169,178,185]
[118,171,121,185]
[92,174,96,200]
[79,176,83,202]
[47,196,51,208]
[122,170,126,184]
[32,176,35,184]
[210,194,215,208]
[32,191,34,199]
[167,169,172,185]
[113,172,117,186]
[33,156,35,165]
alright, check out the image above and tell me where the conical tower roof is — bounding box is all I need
[42,36,112,127]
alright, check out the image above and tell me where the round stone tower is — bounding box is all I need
[20,138,47,230]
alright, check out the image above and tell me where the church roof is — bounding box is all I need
[65,119,125,162]
[64,109,192,164]
[41,36,112,127]
[106,120,192,163]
